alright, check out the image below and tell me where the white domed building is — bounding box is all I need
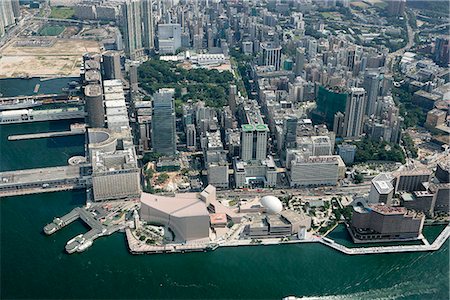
[260,195,283,214]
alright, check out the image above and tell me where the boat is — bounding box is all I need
[77,240,93,252]
[0,99,42,111]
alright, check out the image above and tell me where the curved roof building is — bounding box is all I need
[140,192,210,242]
[260,196,283,214]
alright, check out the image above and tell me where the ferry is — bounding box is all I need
[0,99,42,111]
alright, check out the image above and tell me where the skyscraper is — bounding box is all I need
[141,0,154,51]
[261,42,282,71]
[343,87,367,138]
[102,51,122,80]
[229,84,237,115]
[363,72,380,117]
[152,88,176,155]
[434,36,449,67]
[284,116,298,149]
[294,47,305,76]
[240,124,269,161]
[121,0,143,60]
[386,0,406,17]
[0,0,16,38]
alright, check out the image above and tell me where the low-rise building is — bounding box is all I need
[350,204,424,243]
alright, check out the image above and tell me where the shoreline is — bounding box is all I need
[125,224,450,256]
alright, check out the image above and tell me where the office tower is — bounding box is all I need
[0,0,15,37]
[229,84,237,115]
[152,88,176,155]
[240,124,269,161]
[294,47,305,76]
[343,87,366,138]
[186,124,196,150]
[333,111,345,137]
[84,84,105,128]
[158,23,182,54]
[346,48,356,70]
[314,86,348,128]
[433,36,449,67]
[386,0,406,16]
[363,72,380,117]
[284,116,298,149]
[128,62,139,91]
[261,42,282,71]
[394,170,432,193]
[102,51,122,80]
[141,0,154,51]
[337,143,356,165]
[307,39,317,59]
[121,0,144,60]
[207,162,229,188]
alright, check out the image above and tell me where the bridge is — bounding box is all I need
[33,17,95,26]
[0,165,89,197]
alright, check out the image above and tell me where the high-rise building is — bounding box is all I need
[158,23,182,54]
[229,84,237,115]
[283,116,298,149]
[307,39,317,59]
[84,84,105,128]
[121,0,144,60]
[337,143,356,165]
[433,36,449,67]
[0,0,16,37]
[186,123,196,150]
[240,124,269,161]
[151,88,176,155]
[102,51,122,80]
[294,47,305,76]
[343,87,366,138]
[314,86,348,128]
[363,72,380,117]
[386,0,406,17]
[260,42,282,71]
[141,0,154,51]
[333,111,345,137]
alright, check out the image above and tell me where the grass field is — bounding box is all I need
[49,6,74,19]
[39,25,65,36]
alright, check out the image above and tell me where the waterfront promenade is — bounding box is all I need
[125,224,450,256]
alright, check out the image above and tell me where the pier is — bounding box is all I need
[8,124,86,141]
[0,165,88,197]
[44,207,124,253]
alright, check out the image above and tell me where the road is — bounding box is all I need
[386,11,416,71]
[217,183,371,199]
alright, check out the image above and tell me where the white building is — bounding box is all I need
[290,155,340,187]
[158,23,182,54]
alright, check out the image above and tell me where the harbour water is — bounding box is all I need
[0,77,78,97]
[0,81,449,299]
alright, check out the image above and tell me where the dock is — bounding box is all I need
[0,165,87,197]
[44,207,125,254]
[8,124,86,141]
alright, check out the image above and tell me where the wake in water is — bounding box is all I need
[292,280,442,300]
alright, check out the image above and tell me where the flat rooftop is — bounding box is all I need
[0,166,80,186]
